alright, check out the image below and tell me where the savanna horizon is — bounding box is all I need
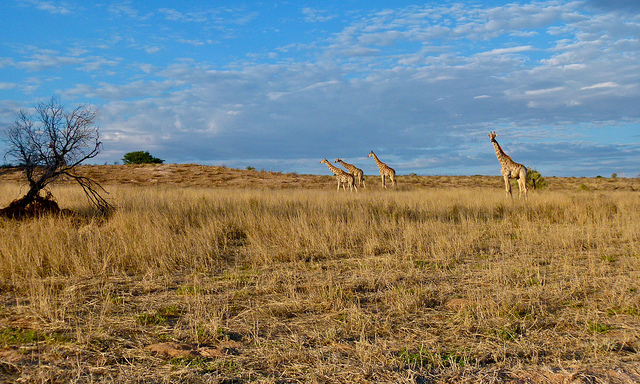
[1,165,639,383]
[2,163,639,192]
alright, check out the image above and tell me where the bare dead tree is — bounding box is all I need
[3,95,113,214]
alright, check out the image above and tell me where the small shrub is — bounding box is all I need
[122,151,164,164]
[159,304,183,317]
[607,306,639,317]
[601,255,616,263]
[526,167,548,190]
[398,347,468,368]
[579,184,590,191]
[1,327,40,346]
[495,325,524,341]
[135,312,167,326]
[588,321,613,333]
[0,327,67,347]
[177,285,205,295]
[413,260,429,269]
[439,351,468,368]
[399,347,430,367]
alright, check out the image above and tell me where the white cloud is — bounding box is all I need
[302,7,335,23]
[298,81,340,92]
[525,87,565,96]
[64,79,184,100]
[511,30,539,37]
[18,53,83,71]
[581,82,619,90]
[476,45,535,56]
[107,3,141,19]
[159,8,208,23]
[177,39,206,46]
[20,0,72,15]
[144,46,162,54]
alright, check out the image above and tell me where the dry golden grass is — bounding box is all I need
[2,163,639,191]
[1,165,640,383]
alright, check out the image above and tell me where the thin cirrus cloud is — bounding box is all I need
[580,82,620,90]
[0,0,638,177]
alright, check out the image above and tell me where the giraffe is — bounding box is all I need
[320,158,357,192]
[488,131,528,199]
[367,151,396,188]
[334,158,366,188]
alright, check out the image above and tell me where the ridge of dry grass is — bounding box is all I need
[1,168,640,383]
[1,163,639,191]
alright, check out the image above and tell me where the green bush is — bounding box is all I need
[526,167,547,190]
[122,151,164,164]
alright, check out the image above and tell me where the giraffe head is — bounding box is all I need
[320,158,328,164]
[334,158,342,163]
[488,131,497,142]
[367,151,374,158]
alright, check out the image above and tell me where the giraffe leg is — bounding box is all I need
[518,177,528,199]
[503,175,512,198]
[336,177,341,192]
[381,175,386,189]
[518,168,528,200]
[390,173,397,187]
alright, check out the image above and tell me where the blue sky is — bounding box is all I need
[1,0,639,177]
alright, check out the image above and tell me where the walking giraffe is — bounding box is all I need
[320,159,357,192]
[334,158,366,188]
[488,131,528,199]
[367,151,396,188]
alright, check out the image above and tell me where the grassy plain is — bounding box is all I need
[1,165,640,383]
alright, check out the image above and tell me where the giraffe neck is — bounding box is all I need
[371,153,386,170]
[324,161,342,174]
[338,160,354,171]
[491,140,513,166]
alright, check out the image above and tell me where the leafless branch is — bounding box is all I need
[2,95,112,214]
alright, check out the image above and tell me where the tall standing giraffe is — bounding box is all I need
[488,131,528,199]
[320,158,357,192]
[334,158,366,188]
[367,151,396,188]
